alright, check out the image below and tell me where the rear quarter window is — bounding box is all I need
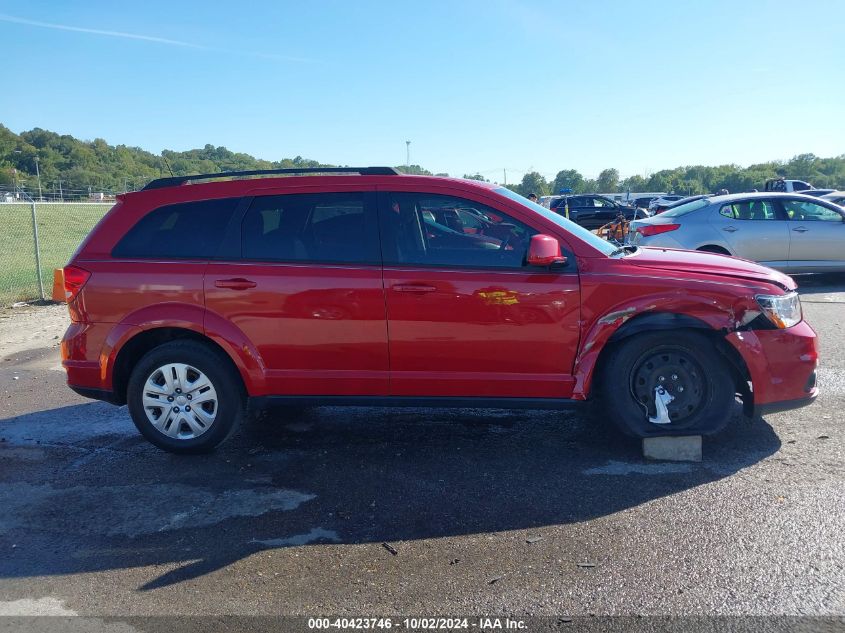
[659,198,710,218]
[112,198,240,259]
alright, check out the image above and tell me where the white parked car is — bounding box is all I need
[648,195,685,211]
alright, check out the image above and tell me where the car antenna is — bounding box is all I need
[161,154,175,177]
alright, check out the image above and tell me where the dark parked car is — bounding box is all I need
[549,195,649,229]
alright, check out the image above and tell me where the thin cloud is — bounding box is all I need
[0,12,316,63]
[0,13,206,48]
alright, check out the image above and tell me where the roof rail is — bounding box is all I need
[141,166,401,191]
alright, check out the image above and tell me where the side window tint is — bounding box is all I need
[383,193,537,269]
[728,200,777,220]
[241,192,378,263]
[112,198,239,259]
[782,200,843,222]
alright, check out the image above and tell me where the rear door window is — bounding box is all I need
[240,192,379,263]
[112,198,240,259]
[719,200,778,220]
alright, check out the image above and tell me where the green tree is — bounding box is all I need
[551,169,584,194]
[515,171,550,197]
[620,174,646,192]
[596,168,620,193]
[395,165,432,175]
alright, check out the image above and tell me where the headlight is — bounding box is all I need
[755,292,802,329]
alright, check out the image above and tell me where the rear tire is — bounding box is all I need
[127,340,244,454]
[597,330,735,437]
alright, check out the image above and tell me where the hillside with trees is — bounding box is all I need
[510,156,845,198]
[1,123,842,200]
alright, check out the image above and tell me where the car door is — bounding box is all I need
[710,199,791,267]
[379,190,581,399]
[572,196,598,228]
[778,198,845,271]
[204,190,389,396]
[592,196,620,226]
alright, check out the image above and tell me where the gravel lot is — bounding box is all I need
[0,277,843,620]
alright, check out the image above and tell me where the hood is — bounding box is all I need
[626,246,796,291]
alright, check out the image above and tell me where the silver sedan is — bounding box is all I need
[629,192,845,273]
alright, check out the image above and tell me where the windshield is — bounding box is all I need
[494,187,616,256]
[660,198,710,218]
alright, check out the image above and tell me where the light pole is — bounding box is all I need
[405,140,411,168]
[34,155,43,201]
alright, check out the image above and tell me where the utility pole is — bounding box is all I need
[57,179,63,202]
[503,169,507,186]
[405,140,411,168]
[34,156,43,201]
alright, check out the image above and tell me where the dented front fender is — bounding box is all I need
[571,279,760,400]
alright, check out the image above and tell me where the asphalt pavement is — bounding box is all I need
[0,276,843,620]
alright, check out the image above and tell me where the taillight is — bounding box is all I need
[636,223,680,237]
[63,265,91,302]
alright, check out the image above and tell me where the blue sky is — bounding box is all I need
[1,0,843,182]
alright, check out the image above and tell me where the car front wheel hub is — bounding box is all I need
[630,349,706,425]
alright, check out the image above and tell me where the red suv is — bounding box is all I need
[61,168,819,453]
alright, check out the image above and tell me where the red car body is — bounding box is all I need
[61,173,818,430]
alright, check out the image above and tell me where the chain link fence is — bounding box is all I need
[0,201,114,305]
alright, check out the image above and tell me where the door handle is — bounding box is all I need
[792,226,809,233]
[722,226,738,233]
[214,278,257,290]
[392,284,437,293]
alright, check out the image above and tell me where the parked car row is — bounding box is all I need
[547,195,650,230]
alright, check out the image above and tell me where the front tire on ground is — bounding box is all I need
[597,330,736,437]
[127,340,244,454]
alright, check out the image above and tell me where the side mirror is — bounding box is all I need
[527,234,567,268]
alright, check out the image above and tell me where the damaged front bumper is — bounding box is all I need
[726,320,819,418]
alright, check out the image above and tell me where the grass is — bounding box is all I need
[0,202,113,304]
